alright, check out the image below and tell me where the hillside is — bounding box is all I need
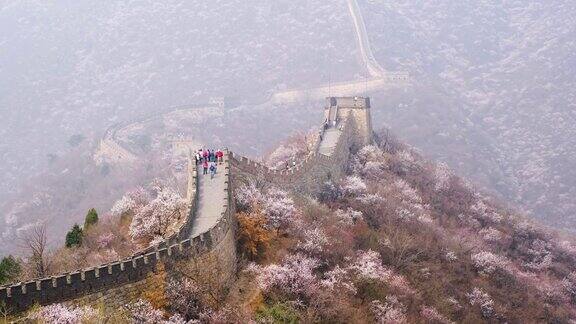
[358,0,576,230]
[15,129,576,323]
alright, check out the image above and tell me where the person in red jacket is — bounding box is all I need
[202,149,208,162]
[202,160,208,175]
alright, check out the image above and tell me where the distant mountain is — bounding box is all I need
[0,1,359,238]
[359,0,576,230]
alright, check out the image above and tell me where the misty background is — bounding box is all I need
[1,0,574,254]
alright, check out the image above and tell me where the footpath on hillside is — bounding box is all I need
[190,165,228,237]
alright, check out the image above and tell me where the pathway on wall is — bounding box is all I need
[318,128,343,156]
[190,165,228,237]
[1,101,363,316]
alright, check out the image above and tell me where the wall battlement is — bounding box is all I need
[1,97,373,316]
[0,154,233,314]
[326,96,370,109]
[325,96,373,148]
[231,110,357,194]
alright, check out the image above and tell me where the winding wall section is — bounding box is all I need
[0,96,372,316]
[0,153,235,314]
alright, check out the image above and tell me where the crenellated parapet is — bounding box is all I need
[230,108,359,193]
[0,154,234,315]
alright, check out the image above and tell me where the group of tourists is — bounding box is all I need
[194,149,224,179]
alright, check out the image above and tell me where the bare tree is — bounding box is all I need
[19,224,53,278]
[168,257,228,308]
[0,301,9,323]
[375,127,402,154]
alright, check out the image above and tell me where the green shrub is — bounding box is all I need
[65,224,83,248]
[0,256,21,284]
[84,208,99,228]
[256,302,300,324]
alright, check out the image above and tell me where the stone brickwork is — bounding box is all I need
[1,96,372,317]
[0,155,234,315]
[231,96,371,193]
[325,96,373,148]
[62,261,167,312]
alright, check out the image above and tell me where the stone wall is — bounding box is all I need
[0,155,235,316]
[94,138,138,165]
[1,96,372,316]
[325,96,373,148]
[230,113,356,194]
[62,208,237,313]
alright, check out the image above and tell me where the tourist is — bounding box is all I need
[203,160,208,175]
[210,161,217,179]
[203,149,209,162]
[217,149,224,163]
[209,149,215,162]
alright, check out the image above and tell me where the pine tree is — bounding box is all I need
[0,255,21,285]
[65,224,83,248]
[84,208,99,229]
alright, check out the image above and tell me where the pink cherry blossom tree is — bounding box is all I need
[262,188,297,229]
[167,277,202,319]
[297,228,329,254]
[562,272,576,301]
[467,287,494,318]
[235,181,263,212]
[523,239,553,272]
[265,131,316,170]
[340,176,367,196]
[350,250,414,295]
[125,299,165,323]
[420,305,454,324]
[370,296,407,324]
[29,304,98,323]
[254,253,320,299]
[471,251,510,276]
[433,162,453,191]
[335,208,363,225]
[110,186,150,218]
[320,265,356,294]
[479,227,503,244]
[129,187,186,242]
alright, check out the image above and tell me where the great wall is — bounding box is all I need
[0,0,406,316]
[94,0,409,166]
[0,97,375,316]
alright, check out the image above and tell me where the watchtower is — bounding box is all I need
[324,96,373,148]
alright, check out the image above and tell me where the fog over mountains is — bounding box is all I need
[361,0,576,229]
[1,0,575,253]
[0,0,358,202]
